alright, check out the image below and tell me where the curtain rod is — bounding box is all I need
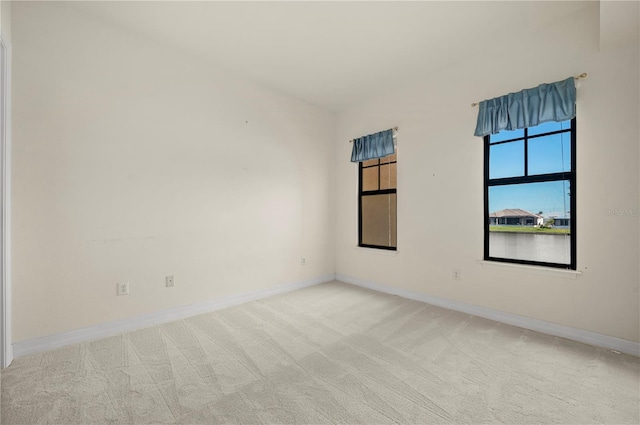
[349,127,398,143]
[470,73,587,107]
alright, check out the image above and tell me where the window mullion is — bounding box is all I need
[524,127,529,177]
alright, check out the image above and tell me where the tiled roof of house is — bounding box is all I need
[489,208,541,218]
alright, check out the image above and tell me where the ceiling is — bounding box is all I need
[66,1,594,112]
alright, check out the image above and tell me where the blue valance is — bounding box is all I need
[474,77,576,137]
[350,129,395,163]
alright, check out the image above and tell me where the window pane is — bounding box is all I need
[362,167,379,191]
[490,128,524,143]
[528,133,571,175]
[490,141,524,179]
[361,194,397,248]
[379,163,397,190]
[528,120,571,136]
[488,181,571,265]
[380,153,397,164]
[362,158,379,167]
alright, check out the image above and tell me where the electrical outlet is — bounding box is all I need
[165,275,174,287]
[117,282,129,296]
[301,257,306,265]
[453,270,461,280]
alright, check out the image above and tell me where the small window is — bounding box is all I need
[484,119,576,269]
[359,153,397,250]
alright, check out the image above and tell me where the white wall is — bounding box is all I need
[10,1,640,348]
[1,0,13,386]
[12,2,335,343]
[335,2,640,343]
[1,1,11,40]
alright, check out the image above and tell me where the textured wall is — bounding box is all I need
[11,2,335,342]
[335,3,640,343]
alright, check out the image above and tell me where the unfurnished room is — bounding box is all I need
[0,1,638,424]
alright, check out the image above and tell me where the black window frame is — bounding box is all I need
[483,117,576,270]
[358,155,397,251]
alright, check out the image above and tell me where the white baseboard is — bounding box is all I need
[13,274,336,358]
[14,273,639,359]
[336,273,640,357]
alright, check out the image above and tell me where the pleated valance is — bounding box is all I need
[474,77,576,137]
[350,129,395,163]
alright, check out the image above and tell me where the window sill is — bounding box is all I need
[354,246,399,257]
[478,260,582,279]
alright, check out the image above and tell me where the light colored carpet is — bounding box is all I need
[2,281,639,424]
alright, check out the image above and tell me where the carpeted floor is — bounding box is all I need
[2,281,639,424]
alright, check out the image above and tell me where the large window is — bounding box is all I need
[359,153,397,250]
[484,119,576,269]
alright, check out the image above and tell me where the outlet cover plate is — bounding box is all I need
[117,282,129,296]
[166,275,174,287]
